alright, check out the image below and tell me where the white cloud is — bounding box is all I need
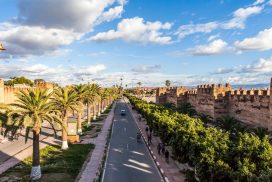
[213,67,234,74]
[0,23,81,57]
[234,27,272,51]
[187,39,229,55]
[17,0,118,32]
[131,65,161,74]
[253,0,265,5]
[88,17,172,45]
[239,57,272,73]
[208,34,220,42]
[79,64,107,75]
[96,5,124,24]
[176,22,219,38]
[0,0,126,58]
[269,0,272,5]
[0,63,107,86]
[222,6,263,29]
[175,6,263,38]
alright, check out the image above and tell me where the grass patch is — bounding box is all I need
[0,144,94,182]
[82,121,95,133]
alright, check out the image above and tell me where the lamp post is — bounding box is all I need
[0,43,6,51]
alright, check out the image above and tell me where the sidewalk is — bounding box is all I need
[0,135,60,175]
[126,101,186,182]
[77,102,115,182]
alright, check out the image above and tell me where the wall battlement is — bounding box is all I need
[156,78,272,130]
[0,78,54,104]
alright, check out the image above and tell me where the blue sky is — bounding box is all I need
[0,0,272,87]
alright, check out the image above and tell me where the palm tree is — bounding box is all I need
[99,88,109,113]
[215,115,239,132]
[197,113,213,125]
[84,84,100,124]
[73,84,88,135]
[165,80,171,87]
[136,82,142,97]
[177,102,197,117]
[51,87,78,149]
[4,89,61,180]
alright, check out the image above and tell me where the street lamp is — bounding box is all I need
[0,43,6,51]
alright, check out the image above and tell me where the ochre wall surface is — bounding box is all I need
[0,79,53,104]
[156,79,272,129]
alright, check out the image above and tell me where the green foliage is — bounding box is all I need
[2,144,94,180]
[4,76,34,86]
[126,94,272,181]
[177,102,197,117]
[165,80,171,87]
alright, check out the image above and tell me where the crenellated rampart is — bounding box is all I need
[156,78,272,130]
[0,78,54,104]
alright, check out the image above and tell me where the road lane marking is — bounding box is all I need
[131,151,144,156]
[128,159,151,168]
[123,164,152,174]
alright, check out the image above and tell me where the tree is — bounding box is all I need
[126,94,272,181]
[4,76,34,86]
[99,88,109,113]
[34,79,45,84]
[73,84,89,135]
[4,89,61,180]
[177,102,197,117]
[162,102,176,111]
[165,80,171,87]
[84,84,100,124]
[51,87,78,149]
[215,116,241,133]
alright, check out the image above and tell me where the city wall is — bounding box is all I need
[156,78,272,129]
[0,79,54,104]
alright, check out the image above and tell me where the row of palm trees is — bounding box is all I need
[0,83,119,180]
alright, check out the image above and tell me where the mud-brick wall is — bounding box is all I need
[228,91,270,128]
[194,94,215,118]
[165,93,178,106]
[3,86,34,104]
[214,94,229,119]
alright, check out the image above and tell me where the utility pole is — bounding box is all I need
[120,77,123,87]
[0,43,6,52]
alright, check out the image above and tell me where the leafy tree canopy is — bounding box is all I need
[4,76,34,86]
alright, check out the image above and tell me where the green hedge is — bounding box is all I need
[127,95,272,181]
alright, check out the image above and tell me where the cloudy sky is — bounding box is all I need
[0,0,272,87]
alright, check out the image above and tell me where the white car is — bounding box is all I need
[121,110,126,116]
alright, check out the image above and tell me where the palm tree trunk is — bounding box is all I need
[62,112,69,150]
[87,102,91,124]
[100,100,103,113]
[98,102,101,116]
[30,129,41,180]
[77,110,82,135]
[93,103,96,120]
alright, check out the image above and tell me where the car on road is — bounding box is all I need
[121,109,126,116]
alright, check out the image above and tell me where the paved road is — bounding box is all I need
[103,100,163,182]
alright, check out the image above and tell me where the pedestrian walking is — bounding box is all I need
[157,143,162,155]
[145,126,149,135]
[165,149,170,163]
[161,143,165,154]
[147,134,152,145]
[149,127,153,135]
